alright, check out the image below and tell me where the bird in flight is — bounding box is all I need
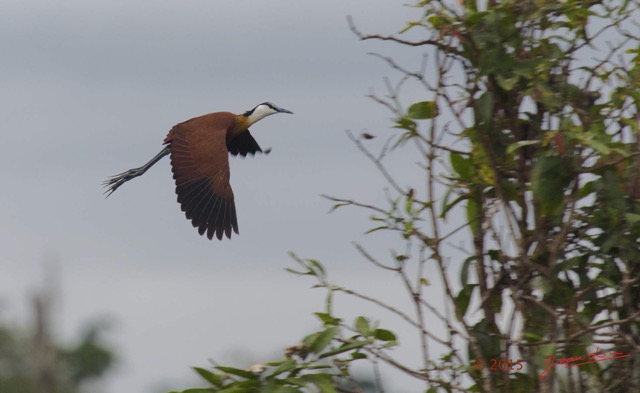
[104,102,293,240]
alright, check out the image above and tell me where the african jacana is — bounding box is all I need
[104,102,293,240]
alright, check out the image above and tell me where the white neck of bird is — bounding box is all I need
[247,105,277,126]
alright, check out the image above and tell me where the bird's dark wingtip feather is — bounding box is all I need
[175,179,239,241]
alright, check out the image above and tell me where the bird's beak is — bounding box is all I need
[276,106,293,114]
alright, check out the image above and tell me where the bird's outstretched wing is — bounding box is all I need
[165,116,239,240]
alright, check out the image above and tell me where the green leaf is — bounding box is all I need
[354,316,371,336]
[364,225,387,234]
[374,328,397,341]
[475,91,494,124]
[215,366,259,380]
[450,152,472,179]
[506,140,541,155]
[405,193,414,215]
[398,21,423,34]
[441,193,468,218]
[314,312,341,326]
[307,259,326,277]
[327,202,349,213]
[466,10,489,26]
[403,221,414,237]
[625,212,640,226]
[351,352,367,360]
[581,137,611,155]
[216,380,265,393]
[489,288,503,314]
[455,285,475,320]
[532,155,573,215]
[269,359,297,377]
[596,276,617,288]
[496,75,519,91]
[310,326,338,354]
[522,332,541,342]
[218,380,261,393]
[428,14,446,28]
[193,367,223,387]
[470,320,501,359]
[466,197,481,236]
[460,256,475,287]
[319,339,374,358]
[534,343,556,369]
[265,387,303,393]
[407,101,437,119]
[578,180,595,199]
[178,389,215,393]
[394,117,417,130]
[487,249,500,261]
[395,254,409,262]
[301,373,336,393]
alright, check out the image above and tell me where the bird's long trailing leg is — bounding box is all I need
[103,146,171,197]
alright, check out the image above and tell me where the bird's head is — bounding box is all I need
[243,102,293,126]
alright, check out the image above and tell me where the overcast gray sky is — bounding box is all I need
[0,1,455,392]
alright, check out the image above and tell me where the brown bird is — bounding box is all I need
[104,102,293,240]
